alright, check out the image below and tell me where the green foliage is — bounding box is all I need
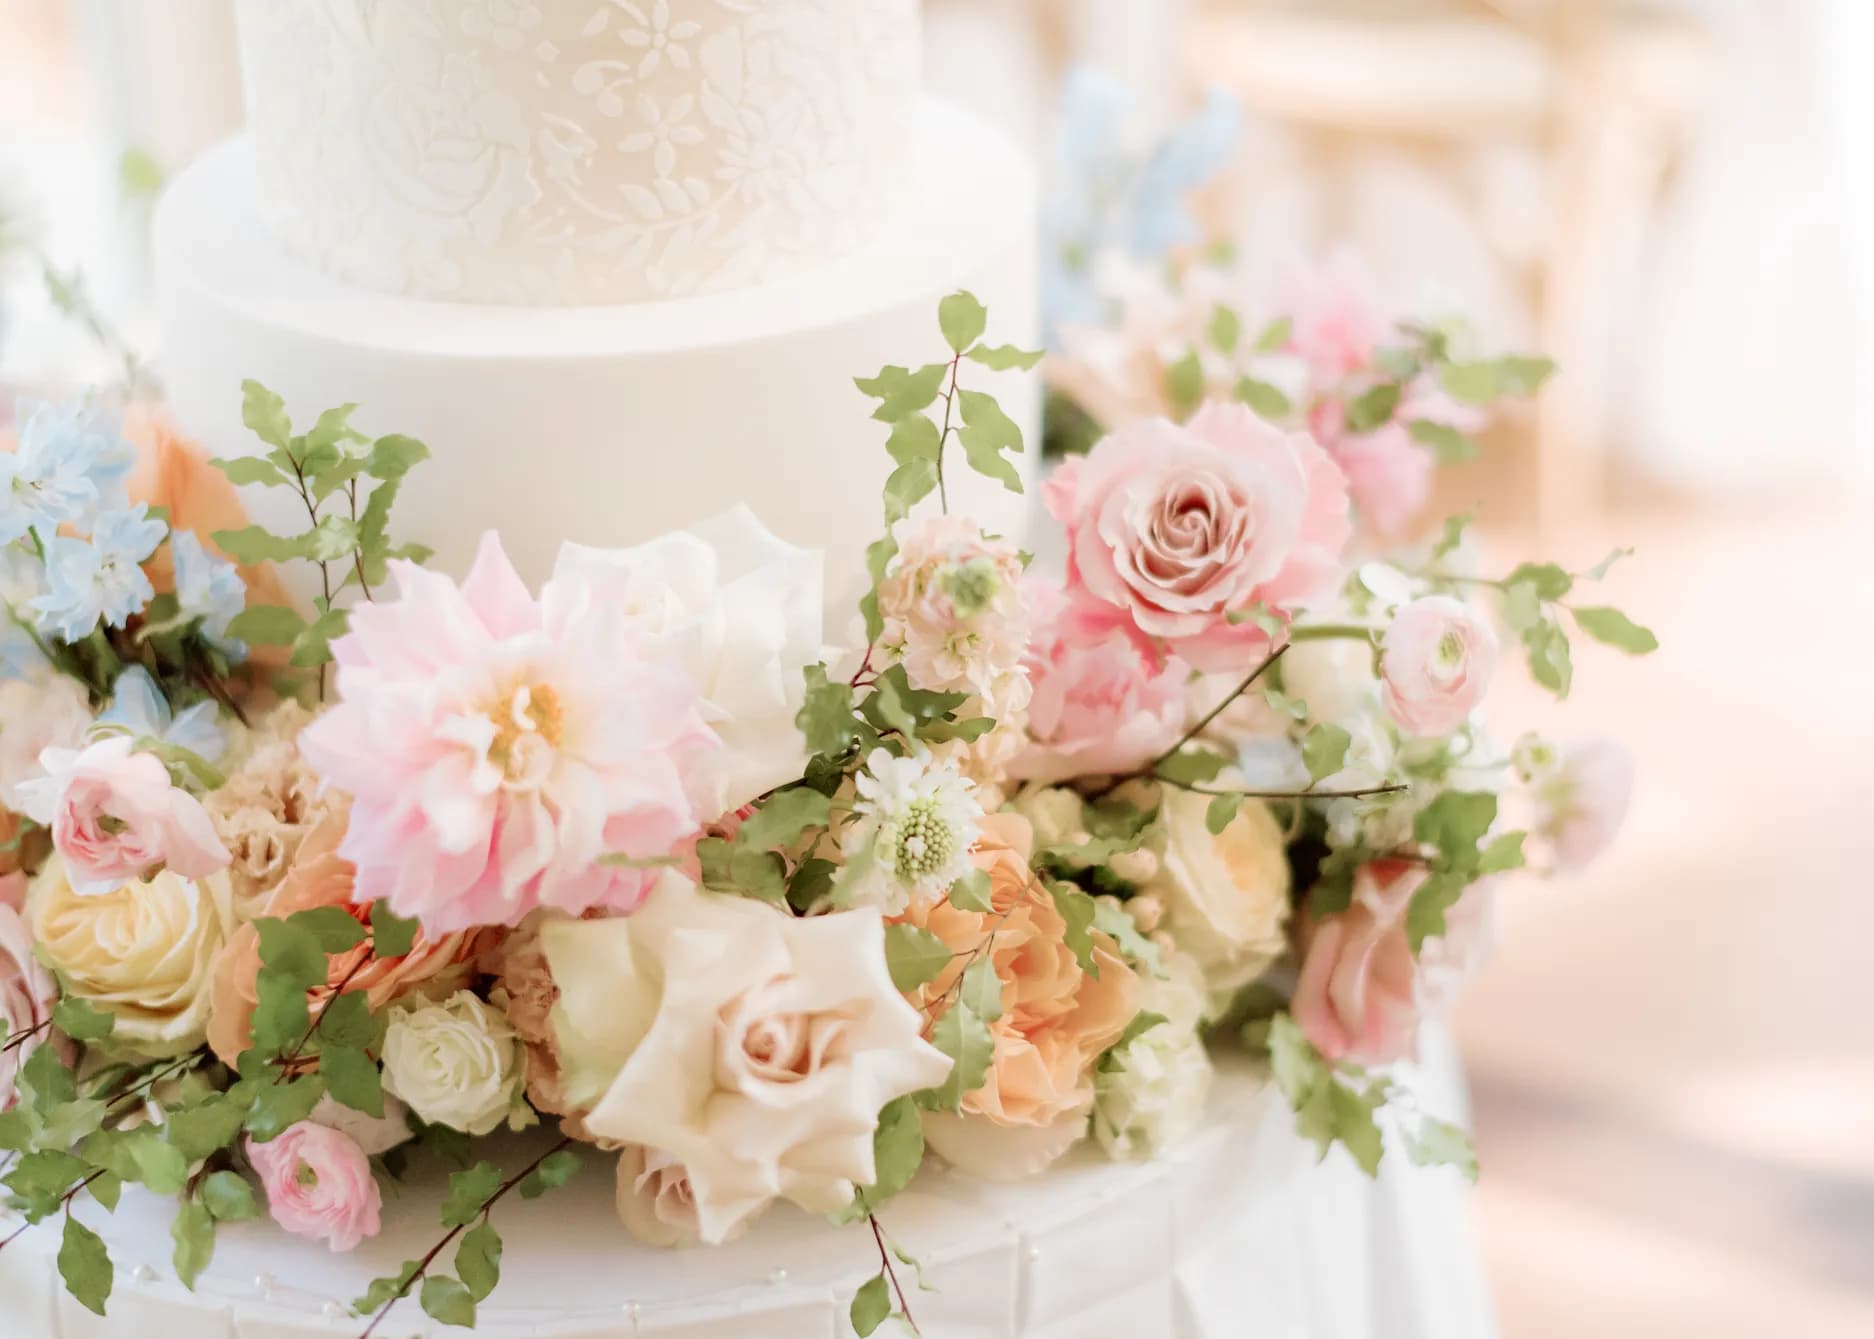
[456,1221,503,1303]
[948,867,993,912]
[1301,723,1352,782]
[1208,304,1242,354]
[320,1044,384,1117]
[1232,376,1291,419]
[1253,315,1293,353]
[798,663,867,759]
[1407,419,1478,464]
[884,924,953,994]
[966,343,1045,372]
[421,1274,477,1329]
[1437,355,1556,404]
[1266,1013,1388,1177]
[1163,349,1205,421]
[851,1273,893,1337]
[1205,791,1239,835]
[442,1163,503,1229]
[51,998,115,1044]
[855,363,949,422]
[241,1076,325,1144]
[59,1213,112,1316]
[1049,883,1100,976]
[938,291,988,353]
[518,1148,582,1200]
[1155,747,1230,787]
[957,388,1026,494]
[1571,606,1659,655]
[201,1170,260,1222]
[1404,1114,1479,1182]
[354,1262,425,1318]
[370,901,420,960]
[1344,382,1401,433]
[833,1097,926,1225]
[920,1000,994,1111]
[171,1199,216,1289]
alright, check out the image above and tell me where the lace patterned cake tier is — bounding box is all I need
[236,0,920,305]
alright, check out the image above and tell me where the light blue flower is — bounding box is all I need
[0,544,49,676]
[1126,89,1240,256]
[31,503,165,641]
[0,401,135,544]
[170,530,247,661]
[96,664,226,763]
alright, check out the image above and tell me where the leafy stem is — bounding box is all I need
[868,1208,920,1337]
[1087,642,1291,800]
[273,953,372,1083]
[1157,777,1408,802]
[932,353,964,514]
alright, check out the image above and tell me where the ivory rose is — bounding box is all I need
[247,1121,382,1253]
[381,990,527,1136]
[205,812,489,1065]
[1380,596,1500,737]
[542,874,951,1244]
[614,1143,754,1248]
[30,861,236,1055]
[1046,402,1350,670]
[0,875,57,1109]
[895,814,1141,1178]
[1292,859,1495,1065]
[15,736,230,895]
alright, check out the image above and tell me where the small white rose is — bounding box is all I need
[1092,1028,1213,1161]
[380,991,526,1136]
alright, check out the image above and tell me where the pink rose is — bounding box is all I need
[1009,579,1189,785]
[247,1121,382,1253]
[0,875,58,1110]
[1379,596,1499,737]
[1047,403,1350,671]
[1539,740,1634,873]
[1330,425,1435,541]
[14,736,229,894]
[1293,859,1494,1065]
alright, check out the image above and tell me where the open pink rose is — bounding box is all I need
[247,1121,382,1253]
[1293,859,1494,1065]
[1009,578,1189,785]
[0,874,58,1110]
[14,736,229,894]
[1379,596,1499,737]
[1047,403,1350,672]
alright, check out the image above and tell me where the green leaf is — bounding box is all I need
[1254,315,1293,353]
[697,841,788,902]
[1111,1009,1168,1051]
[21,1041,77,1109]
[212,455,289,488]
[1413,791,1499,861]
[1328,1080,1386,1176]
[1438,361,1501,404]
[1232,376,1291,419]
[957,956,1003,1023]
[353,1263,423,1318]
[287,905,369,954]
[1344,382,1401,433]
[1049,882,1099,975]
[1432,512,1472,560]
[948,867,993,912]
[256,917,327,985]
[851,1273,893,1337]
[366,434,430,481]
[320,1044,384,1118]
[835,1096,925,1223]
[1407,419,1478,464]
[1302,723,1352,782]
[52,997,115,1043]
[442,1163,503,1228]
[1205,792,1240,835]
[1496,354,1557,395]
[855,363,949,422]
[5,1149,90,1203]
[884,413,941,466]
[89,1172,121,1213]
[884,924,952,994]
[797,664,863,758]
[1581,547,1633,581]
[1524,619,1574,698]
[119,147,166,197]
[420,1275,476,1329]
[518,1148,582,1200]
[1506,562,1572,601]
[1478,831,1527,874]
[738,788,831,852]
[161,1095,247,1164]
[965,343,1044,371]
[1571,606,1658,655]
[1155,748,1231,787]
[201,1170,260,1223]
[211,525,310,566]
[126,1128,189,1194]
[938,290,987,353]
[787,857,838,914]
[1405,1115,1479,1182]
[957,389,1025,494]
[370,901,420,960]
[225,605,304,647]
[1404,871,1467,954]
[882,457,937,523]
[305,513,361,562]
[240,380,293,452]
[1501,581,1542,633]
[1207,304,1241,354]
[59,1213,113,1316]
[922,1001,994,1110]
[242,1076,325,1144]
[289,607,349,669]
[171,1200,216,1289]
[1163,349,1205,420]
[1090,899,1163,976]
[456,1221,502,1303]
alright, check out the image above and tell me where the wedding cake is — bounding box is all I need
[153,0,1040,601]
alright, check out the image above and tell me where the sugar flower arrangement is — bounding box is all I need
[0,281,1652,1336]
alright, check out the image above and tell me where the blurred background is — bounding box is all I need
[2,1,1868,1335]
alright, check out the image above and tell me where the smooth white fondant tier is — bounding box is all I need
[0,1044,1496,1339]
[152,99,1038,612]
[236,0,920,305]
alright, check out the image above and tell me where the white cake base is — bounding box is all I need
[152,99,1040,617]
[0,1038,1496,1339]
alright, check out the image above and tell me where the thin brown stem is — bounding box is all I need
[1,1018,51,1055]
[933,354,963,514]
[1158,778,1410,802]
[274,955,372,1083]
[868,1211,920,1336]
[0,1170,105,1253]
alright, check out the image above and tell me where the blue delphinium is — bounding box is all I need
[95,663,226,764]
[170,530,248,662]
[31,503,165,641]
[0,400,135,544]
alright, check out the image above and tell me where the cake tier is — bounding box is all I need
[236,0,920,305]
[152,98,1038,612]
[0,1046,1495,1339]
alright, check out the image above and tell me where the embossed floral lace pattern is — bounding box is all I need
[237,0,918,305]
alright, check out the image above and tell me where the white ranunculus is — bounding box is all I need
[28,860,234,1056]
[552,506,823,821]
[543,874,952,1245]
[1148,785,1292,1016]
[380,991,526,1136]
[0,671,90,802]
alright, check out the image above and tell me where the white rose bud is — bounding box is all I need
[380,991,526,1136]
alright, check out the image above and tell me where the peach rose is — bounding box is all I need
[895,815,1140,1138]
[205,812,492,1065]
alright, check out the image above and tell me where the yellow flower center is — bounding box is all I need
[486,681,565,787]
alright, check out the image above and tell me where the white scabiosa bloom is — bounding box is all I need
[836,747,982,913]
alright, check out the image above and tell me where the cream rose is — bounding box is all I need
[29,860,235,1056]
[1091,952,1213,1160]
[614,1144,757,1249]
[1144,784,1292,1015]
[543,874,951,1245]
[380,991,526,1136]
[552,506,822,822]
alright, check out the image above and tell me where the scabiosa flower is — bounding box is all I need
[170,529,247,660]
[96,665,226,764]
[31,504,165,641]
[837,747,982,913]
[0,400,134,544]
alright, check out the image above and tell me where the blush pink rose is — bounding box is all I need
[247,1121,382,1253]
[1293,859,1494,1065]
[0,874,58,1110]
[1047,403,1350,672]
[1008,579,1189,785]
[1379,596,1499,737]
[14,736,229,894]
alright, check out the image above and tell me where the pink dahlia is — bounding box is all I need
[299,534,716,934]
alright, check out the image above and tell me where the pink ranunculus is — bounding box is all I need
[1379,596,1499,737]
[1293,859,1494,1066]
[1540,740,1635,873]
[13,736,229,894]
[1047,403,1351,672]
[1272,251,1392,387]
[0,875,58,1110]
[298,532,717,935]
[247,1122,382,1253]
[1008,579,1190,786]
[1330,423,1436,541]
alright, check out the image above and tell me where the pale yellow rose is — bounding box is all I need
[30,859,236,1056]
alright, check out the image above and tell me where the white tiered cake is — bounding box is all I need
[154,0,1039,605]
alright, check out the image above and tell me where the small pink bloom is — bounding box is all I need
[877,514,1029,696]
[1048,403,1350,672]
[0,879,58,1110]
[1293,859,1494,1065]
[1379,596,1499,737]
[1330,424,1436,541]
[1009,579,1189,785]
[1539,740,1634,873]
[1272,251,1392,386]
[247,1121,382,1253]
[14,736,229,894]
[299,533,718,935]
